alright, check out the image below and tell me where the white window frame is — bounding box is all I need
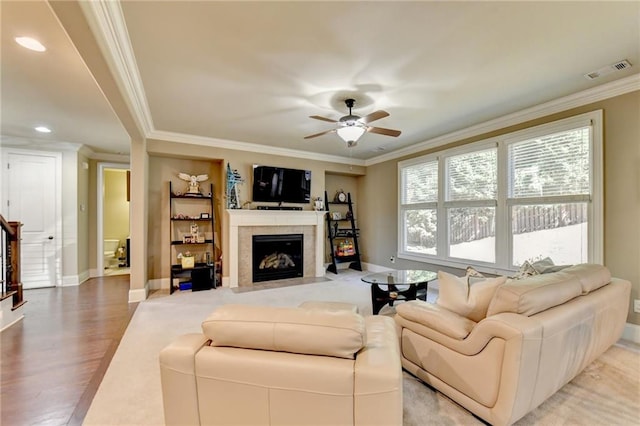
[398,110,603,275]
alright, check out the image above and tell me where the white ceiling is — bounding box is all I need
[2,1,639,162]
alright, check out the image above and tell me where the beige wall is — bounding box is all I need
[325,174,359,204]
[61,149,79,283]
[129,138,149,299]
[360,90,640,324]
[146,141,365,283]
[77,152,90,276]
[88,160,98,271]
[147,156,220,282]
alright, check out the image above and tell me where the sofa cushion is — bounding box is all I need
[437,271,507,322]
[562,263,611,294]
[201,304,366,359]
[487,271,583,317]
[396,300,476,340]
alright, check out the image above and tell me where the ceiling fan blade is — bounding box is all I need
[359,110,389,124]
[309,115,338,123]
[304,129,336,139]
[367,126,402,137]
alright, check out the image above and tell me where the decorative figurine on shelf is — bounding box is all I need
[178,172,209,195]
[313,196,324,211]
[226,163,244,209]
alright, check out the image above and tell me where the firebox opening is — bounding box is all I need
[252,234,303,282]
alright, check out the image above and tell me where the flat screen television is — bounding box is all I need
[252,165,311,204]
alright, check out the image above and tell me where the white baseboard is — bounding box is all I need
[622,323,640,344]
[61,270,90,286]
[61,275,77,286]
[129,284,149,303]
[361,262,393,273]
[89,268,101,278]
[148,278,170,290]
[221,276,230,288]
[1,313,24,332]
[1,297,24,332]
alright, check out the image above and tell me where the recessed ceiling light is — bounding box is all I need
[35,126,52,133]
[15,36,46,52]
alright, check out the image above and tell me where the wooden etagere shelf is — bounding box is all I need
[324,190,362,274]
[169,182,217,293]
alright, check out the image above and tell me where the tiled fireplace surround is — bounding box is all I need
[226,210,325,287]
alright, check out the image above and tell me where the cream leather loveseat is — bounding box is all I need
[394,264,631,426]
[160,304,402,426]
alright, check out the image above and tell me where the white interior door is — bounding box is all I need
[5,151,61,289]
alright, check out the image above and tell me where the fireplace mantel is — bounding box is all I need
[226,210,325,287]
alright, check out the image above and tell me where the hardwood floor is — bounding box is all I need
[1,275,136,426]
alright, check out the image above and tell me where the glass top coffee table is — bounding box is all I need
[361,269,437,315]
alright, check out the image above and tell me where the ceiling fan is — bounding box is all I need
[304,99,401,147]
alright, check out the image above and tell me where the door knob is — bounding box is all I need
[48,236,54,240]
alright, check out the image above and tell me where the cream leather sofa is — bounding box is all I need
[160,304,402,426]
[395,264,631,426]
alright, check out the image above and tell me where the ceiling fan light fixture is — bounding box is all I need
[305,97,400,145]
[336,125,365,145]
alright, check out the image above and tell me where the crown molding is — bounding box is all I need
[80,0,639,168]
[0,136,83,152]
[82,1,364,166]
[79,0,154,135]
[78,144,94,158]
[0,137,129,162]
[365,73,640,166]
[147,130,366,166]
[91,152,130,163]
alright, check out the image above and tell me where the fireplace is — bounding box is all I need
[226,210,325,287]
[252,234,304,282]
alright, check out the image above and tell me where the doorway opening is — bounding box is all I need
[97,163,130,276]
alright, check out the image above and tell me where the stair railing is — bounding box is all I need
[0,214,24,309]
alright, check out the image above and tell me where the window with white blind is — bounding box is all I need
[398,111,602,274]
[446,148,497,263]
[507,126,592,266]
[400,159,438,256]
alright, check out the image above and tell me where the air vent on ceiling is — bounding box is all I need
[584,60,632,80]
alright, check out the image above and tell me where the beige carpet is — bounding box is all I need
[84,271,639,425]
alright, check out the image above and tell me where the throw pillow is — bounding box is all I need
[530,257,572,274]
[511,257,572,279]
[510,260,538,280]
[465,266,485,278]
[436,271,507,322]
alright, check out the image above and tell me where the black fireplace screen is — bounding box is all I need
[252,234,303,282]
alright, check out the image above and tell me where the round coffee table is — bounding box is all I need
[361,269,437,314]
